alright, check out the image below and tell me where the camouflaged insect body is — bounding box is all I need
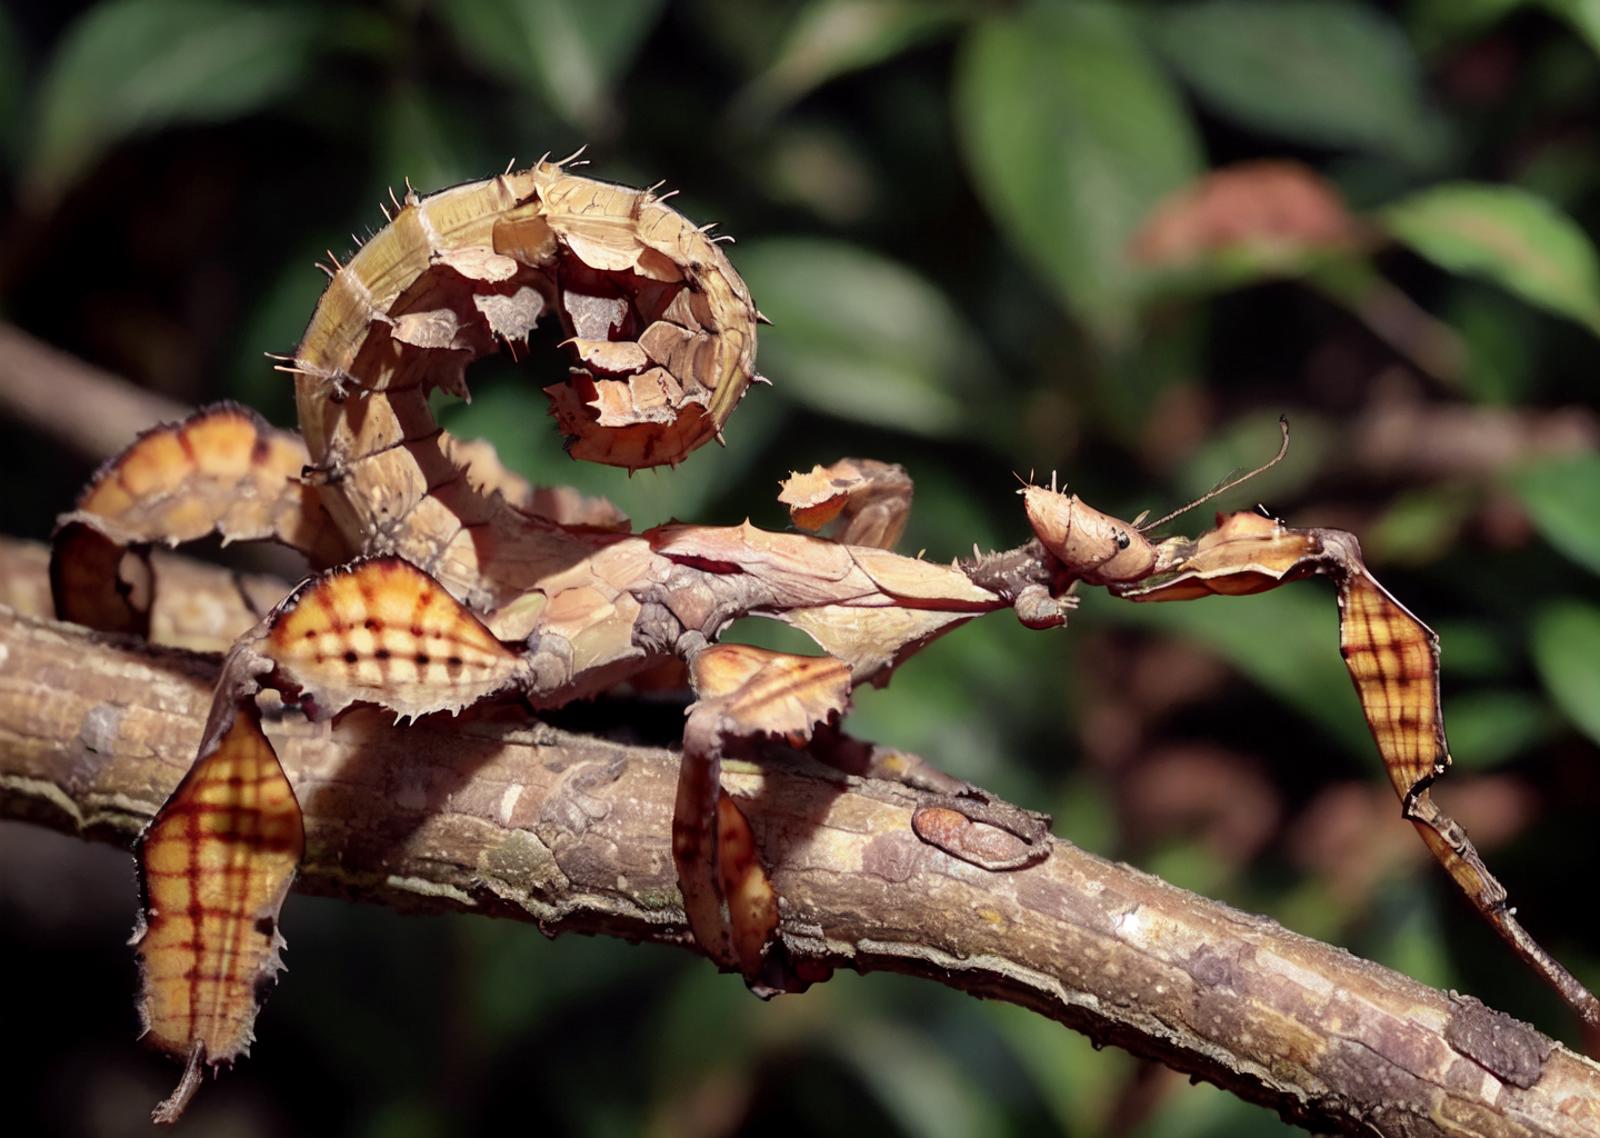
[287,162,760,616]
[47,159,1600,1122]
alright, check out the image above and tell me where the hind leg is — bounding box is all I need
[51,404,346,645]
[137,556,526,1119]
[673,643,851,990]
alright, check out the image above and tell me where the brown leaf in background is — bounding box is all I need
[1131,161,1366,268]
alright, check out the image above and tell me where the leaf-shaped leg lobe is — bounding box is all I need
[675,645,851,988]
[51,403,345,639]
[136,556,523,1121]
[717,792,780,981]
[50,520,153,636]
[264,556,521,719]
[136,697,303,1121]
[1121,511,1600,1028]
[675,705,736,969]
[779,458,914,550]
[1340,571,1600,1028]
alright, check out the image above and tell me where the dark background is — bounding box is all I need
[2,1,1598,1135]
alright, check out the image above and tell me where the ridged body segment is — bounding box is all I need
[286,160,760,613]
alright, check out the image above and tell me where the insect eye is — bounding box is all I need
[1115,531,1130,550]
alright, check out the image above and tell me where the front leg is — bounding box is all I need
[1115,510,1600,1029]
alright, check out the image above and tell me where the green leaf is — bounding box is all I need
[1111,588,1373,758]
[955,2,1201,341]
[437,0,664,131]
[1531,600,1600,745]
[1408,0,1526,53]
[830,1020,1009,1138]
[734,238,999,439]
[1150,0,1440,164]
[1366,486,1476,566]
[732,0,967,125]
[988,1001,1131,1136]
[0,7,22,169]
[377,83,478,196]
[29,0,319,196]
[1442,690,1554,769]
[1381,183,1600,336]
[1543,0,1600,58]
[1509,452,1600,576]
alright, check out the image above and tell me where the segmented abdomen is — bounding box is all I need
[284,157,760,610]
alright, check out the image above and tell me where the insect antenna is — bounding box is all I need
[1136,416,1291,533]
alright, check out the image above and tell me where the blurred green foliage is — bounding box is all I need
[2,1,1599,1135]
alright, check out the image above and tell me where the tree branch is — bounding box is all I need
[0,321,189,461]
[2,536,1597,1137]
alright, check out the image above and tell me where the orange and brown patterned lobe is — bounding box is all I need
[70,404,343,562]
[265,557,520,718]
[690,643,851,740]
[49,521,152,635]
[52,405,346,635]
[136,705,303,1061]
[1337,571,1447,800]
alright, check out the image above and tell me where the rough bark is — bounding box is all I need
[1,536,1597,1138]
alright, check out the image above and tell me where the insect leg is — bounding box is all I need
[676,644,851,989]
[51,403,346,645]
[137,557,525,1120]
[1341,570,1600,1028]
[138,656,300,1123]
[778,458,914,550]
[1118,511,1600,1027]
